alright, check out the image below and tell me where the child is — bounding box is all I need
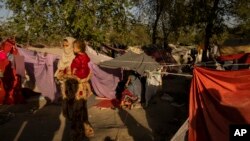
[71,40,93,98]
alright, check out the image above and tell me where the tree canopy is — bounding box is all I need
[0,0,249,52]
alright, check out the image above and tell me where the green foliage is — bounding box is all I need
[135,0,249,46]
[0,0,249,48]
[109,23,150,46]
[1,0,142,47]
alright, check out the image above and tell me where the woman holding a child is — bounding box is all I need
[55,37,94,141]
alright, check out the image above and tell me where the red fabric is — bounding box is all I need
[189,67,250,141]
[217,53,250,63]
[0,51,7,60]
[71,53,90,79]
[0,39,24,104]
[0,59,8,104]
[121,89,136,100]
[94,99,120,108]
[1,39,19,55]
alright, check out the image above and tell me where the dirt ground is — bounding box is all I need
[0,92,187,141]
[0,75,190,141]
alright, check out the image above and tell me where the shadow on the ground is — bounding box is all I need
[143,94,187,141]
[117,107,153,141]
[0,97,70,141]
[143,75,190,141]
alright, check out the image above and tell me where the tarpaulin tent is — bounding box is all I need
[99,51,161,75]
[17,45,115,100]
[88,62,121,99]
[95,51,161,99]
[189,67,250,141]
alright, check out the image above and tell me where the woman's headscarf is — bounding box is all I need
[56,37,76,72]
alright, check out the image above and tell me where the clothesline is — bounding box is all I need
[16,47,250,68]
[161,72,193,77]
[163,62,250,67]
[17,47,61,57]
[102,59,250,67]
[105,60,159,64]
[195,63,250,67]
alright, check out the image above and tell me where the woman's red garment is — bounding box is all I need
[0,39,24,104]
[71,53,90,79]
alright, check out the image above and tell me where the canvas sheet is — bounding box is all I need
[189,67,250,141]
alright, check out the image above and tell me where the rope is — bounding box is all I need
[163,63,191,66]
[17,47,61,57]
[162,72,193,77]
[103,60,160,64]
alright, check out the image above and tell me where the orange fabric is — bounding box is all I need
[189,67,250,141]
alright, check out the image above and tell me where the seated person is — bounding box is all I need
[125,71,142,102]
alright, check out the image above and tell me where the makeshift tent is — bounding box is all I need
[17,45,114,101]
[94,51,161,99]
[27,46,112,64]
[217,38,250,64]
[217,53,250,64]
[189,67,250,141]
[88,62,121,99]
[99,51,161,75]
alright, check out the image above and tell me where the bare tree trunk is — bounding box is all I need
[162,21,170,51]
[152,0,164,44]
[202,0,220,62]
[152,18,160,44]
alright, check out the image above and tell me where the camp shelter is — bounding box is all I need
[16,45,113,102]
[92,51,161,100]
[214,38,250,70]
[27,45,112,64]
[99,51,161,75]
